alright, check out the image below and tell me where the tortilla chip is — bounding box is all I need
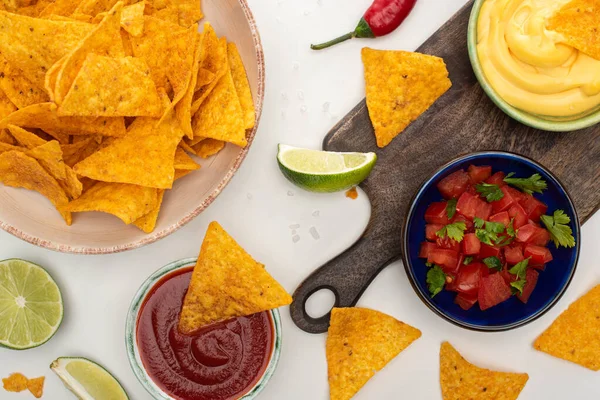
[0,11,93,90]
[0,142,21,152]
[54,1,124,105]
[195,68,216,90]
[147,0,202,28]
[17,0,53,17]
[227,42,255,130]
[28,140,66,180]
[73,0,121,19]
[2,373,28,392]
[61,181,157,223]
[173,147,200,170]
[199,24,226,78]
[0,103,127,137]
[132,188,164,233]
[178,221,292,334]
[326,307,421,400]
[7,124,45,148]
[548,0,600,61]
[119,1,145,36]
[59,166,83,199]
[191,62,246,147]
[192,138,224,158]
[44,55,65,103]
[120,29,135,57]
[0,62,49,108]
[175,32,203,139]
[179,138,197,155]
[61,137,93,166]
[59,54,162,117]
[27,376,44,399]
[39,0,82,17]
[362,48,452,148]
[440,342,529,400]
[0,150,71,224]
[534,284,600,370]
[174,168,193,181]
[73,99,184,188]
[0,88,17,120]
[0,129,15,144]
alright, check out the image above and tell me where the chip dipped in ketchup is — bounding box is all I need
[131,264,280,400]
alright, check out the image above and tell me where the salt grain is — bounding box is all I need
[246,193,253,199]
[293,62,300,70]
[287,190,295,196]
[292,235,301,243]
[300,105,307,113]
[312,210,320,217]
[309,226,320,240]
[322,102,330,112]
[297,90,304,100]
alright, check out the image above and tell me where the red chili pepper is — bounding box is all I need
[311,0,417,50]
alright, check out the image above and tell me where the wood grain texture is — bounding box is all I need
[290,1,600,334]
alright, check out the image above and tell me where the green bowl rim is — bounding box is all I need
[467,0,600,132]
[125,258,283,400]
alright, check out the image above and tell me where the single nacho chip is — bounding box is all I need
[174,168,193,181]
[0,129,15,144]
[28,140,66,180]
[191,61,246,147]
[44,55,66,103]
[38,0,82,17]
[59,54,163,117]
[0,103,127,137]
[192,138,224,158]
[227,42,255,130]
[178,138,196,155]
[0,88,17,120]
[120,29,135,57]
[73,0,122,19]
[196,68,215,89]
[326,307,421,400]
[548,0,600,61]
[440,342,529,400]
[534,284,600,371]
[27,376,44,399]
[61,181,157,224]
[362,48,452,148]
[173,147,200,170]
[59,165,83,199]
[61,137,93,166]
[0,61,49,108]
[120,1,145,36]
[0,150,71,224]
[54,1,125,105]
[199,24,227,78]
[0,142,20,152]
[175,32,203,139]
[0,11,93,90]
[2,372,28,392]
[178,221,292,334]
[17,0,52,17]
[132,188,164,233]
[146,0,202,28]
[7,124,45,149]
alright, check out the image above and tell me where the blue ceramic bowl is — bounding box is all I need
[402,151,580,331]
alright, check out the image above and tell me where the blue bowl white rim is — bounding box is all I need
[125,258,283,399]
[401,151,581,331]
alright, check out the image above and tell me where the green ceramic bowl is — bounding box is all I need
[467,0,600,132]
[125,258,282,400]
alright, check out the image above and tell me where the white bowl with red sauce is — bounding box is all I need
[125,258,282,400]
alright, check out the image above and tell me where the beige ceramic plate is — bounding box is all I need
[0,0,264,254]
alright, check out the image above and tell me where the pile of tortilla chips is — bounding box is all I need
[0,0,255,232]
[2,373,44,398]
[178,221,292,334]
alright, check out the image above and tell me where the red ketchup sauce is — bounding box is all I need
[136,267,274,400]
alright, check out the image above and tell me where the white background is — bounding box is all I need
[1,0,599,399]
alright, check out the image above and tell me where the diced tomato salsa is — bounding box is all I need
[420,165,558,310]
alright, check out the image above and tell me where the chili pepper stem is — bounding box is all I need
[310,32,355,50]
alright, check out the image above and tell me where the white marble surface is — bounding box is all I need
[1,0,599,399]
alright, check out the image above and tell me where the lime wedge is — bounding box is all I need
[0,259,63,350]
[277,144,377,192]
[51,357,129,400]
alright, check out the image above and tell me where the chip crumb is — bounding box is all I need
[309,226,320,240]
[292,234,300,243]
[346,187,358,199]
[312,210,320,217]
[287,190,295,196]
[27,376,45,399]
[246,193,252,199]
[2,373,28,392]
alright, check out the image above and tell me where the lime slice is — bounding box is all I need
[0,259,63,350]
[51,357,129,400]
[277,144,377,192]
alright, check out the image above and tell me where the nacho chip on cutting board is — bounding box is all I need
[26,376,44,399]
[534,284,600,371]
[0,150,71,224]
[362,48,452,148]
[227,42,255,130]
[2,372,28,392]
[173,147,200,170]
[132,188,164,233]
[0,59,49,108]
[440,342,528,400]
[0,103,127,137]
[58,54,163,117]
[192,138,224,159]
[0,11,93,90]
[178,221,292,334]
[53,1,125,105]
[60,181,158,224]
[548,0,600,61]
[326,307,421,400]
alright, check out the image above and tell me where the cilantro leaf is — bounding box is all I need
[506,219,515,237]
[463,256,473,265]
[446,198,457,219]
[475,183,504,202]
[475,220,506,246]
[425,261,433,267]
[436,221,467,242]
[486,221,505,234]
[473,217,485,229]
[509,257,530,279]
[482,256,503,271]
[495,236,513,247]
[426,266,446,298]
[541,210,576,248]
[510,279,527,295]
[504,173,547,195]
[475,229,496,246]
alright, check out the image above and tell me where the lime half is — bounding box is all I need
[0,259,63,350]
[277,144,377,192]
[51,357,129,400]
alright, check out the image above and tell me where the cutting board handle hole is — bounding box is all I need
[304,287,337,320]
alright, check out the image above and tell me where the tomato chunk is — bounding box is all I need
[455,292,478,310]
[524,244,553,265]
[468,165,492,184]
[520,195,548,222]
[505,186,527,204]
[500,264,519,285]
[426,224,444,241]
[517,269,539,304]
[489,211,510,227]
[451,214,474,232]
[437,170,470,199]
[425,202,450,225]
[504,245,524,265]
[478,273,512,310]
[516,224,550,246]
[491,186,516,213]
[508,203,528,228]
[462,233,481,255]
[455,262,488,295]
[436,236,461,253]
[456,192,492,221]
[428,249,459,272]
[480,243,501,259]
[419,242,437,258]
[485,171,506,186]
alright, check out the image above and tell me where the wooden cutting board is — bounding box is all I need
[290,0,600,334]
